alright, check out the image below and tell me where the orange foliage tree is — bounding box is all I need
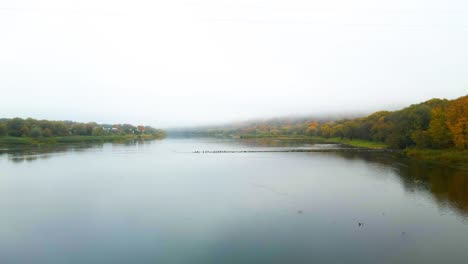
[306,121,319,136]
[446,96,468,149]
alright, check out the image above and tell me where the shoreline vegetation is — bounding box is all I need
[0,118,165,146]
[173,95,467,169]
[238,134,468,169]
[403,148,468,170]
[239,134,389,149]
[0,134,164,146]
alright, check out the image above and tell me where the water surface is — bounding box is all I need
[1,138,467,263]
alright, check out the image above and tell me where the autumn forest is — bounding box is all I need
[192,95,468,151]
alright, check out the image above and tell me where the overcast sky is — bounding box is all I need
[0,0,467,127]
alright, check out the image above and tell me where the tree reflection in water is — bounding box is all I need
[239,138,468,217]
[0,138,149,164]
[335,151,468,218]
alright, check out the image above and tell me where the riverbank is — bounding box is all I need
[318,138,467,169]
[0,134,164,146]
[239,134,389,149]
[238,134,467,169]
[404,148,468,170]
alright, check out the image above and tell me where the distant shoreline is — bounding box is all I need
[0,134,164,146]
[0,117,166,146]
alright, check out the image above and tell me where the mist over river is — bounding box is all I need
[1,138,467,264]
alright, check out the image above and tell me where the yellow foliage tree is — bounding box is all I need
[428,105,452,148]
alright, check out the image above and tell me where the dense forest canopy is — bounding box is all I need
[0,118,164,138]
[182,95,467,150]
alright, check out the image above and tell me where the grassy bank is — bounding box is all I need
[404,148,468,170]
[238,134,468,169]
[319,137,389,149]
[239,134,389,149]
[0,134,164,146]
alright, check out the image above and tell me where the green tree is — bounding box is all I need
[384,104,432,148]
[30,127,42,138]
[342,120,359,140]
[331,124,345,139]
[411,130,431,148]
[19,125,30,137]
[7,118,26,137]
[71,124,87,135]
[0,123,6,136]
[92,127,105,136]
[52,122,69,136]
[42,128,53,137]
[428,106,452,148]
[370,116,391,142]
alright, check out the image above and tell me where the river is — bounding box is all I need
[0,138,467,263]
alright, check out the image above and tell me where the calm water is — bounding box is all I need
[1,138,467,264]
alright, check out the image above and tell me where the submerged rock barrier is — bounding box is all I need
[193,149,400,154]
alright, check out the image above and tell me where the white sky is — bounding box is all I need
[0,0,467,127]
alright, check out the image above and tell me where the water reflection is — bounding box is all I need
[0,138,152,164]
[335,151,468,218]
[235,138,468,217]
[0,144,101,164]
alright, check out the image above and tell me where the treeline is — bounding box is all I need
[0,118,165,138]
[217,95,468,150]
